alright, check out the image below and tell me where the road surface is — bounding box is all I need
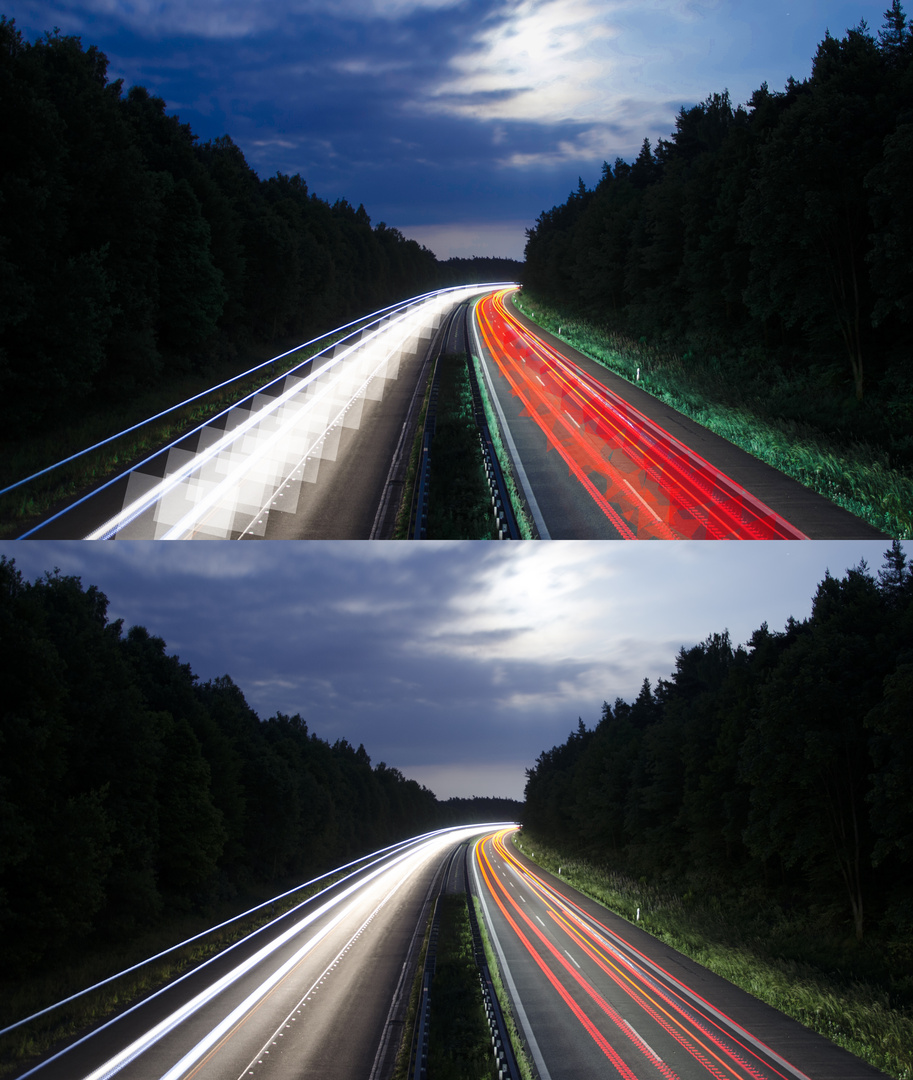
[471,829,889,1080]
[21,287,500,540]
[471,289,886,540]
[15,826,497,1080]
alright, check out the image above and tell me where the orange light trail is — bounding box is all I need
[474,291,808,540]
[475,829,812,1080]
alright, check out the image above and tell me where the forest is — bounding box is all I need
[522,6,913,465]
[0,557,520,981]
[523,542,913,946]
[0,18,521,442]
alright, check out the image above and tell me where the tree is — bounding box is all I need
[741,567,888,939]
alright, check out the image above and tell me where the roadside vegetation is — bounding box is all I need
[0,557,522,1075]
[0,866,358,1078]
[427,895,498,1080]
[515,292,911,537]
[520,10,913,538]
[520,545,913,1079]
[513,833,913,1079]
[0,322,376,538]
[470,352,536,539]
[425,353,497,540]
[472,897,537,1080]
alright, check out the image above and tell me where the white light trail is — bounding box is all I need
[84,286,499,540]
[76,824,501,1080]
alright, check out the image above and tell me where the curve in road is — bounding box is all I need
[14,826,502,1080]
[471,829,889,1080]
[471,289,887,540]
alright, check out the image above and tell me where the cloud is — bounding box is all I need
[45,0,470,40]
[426,0,620,121]
[0,540,891,800]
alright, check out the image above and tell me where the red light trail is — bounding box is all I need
[474,829,814,1080]
[474,291,808,539]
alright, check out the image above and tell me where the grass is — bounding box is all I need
[426,353,497,540]
[514,831,913,1080]
[472,897,537,1080]
[0,320,381,538]
[0,862,370,1078]
[391,898,435,1080]
[427,894,498,1080]
[514,291,913,538]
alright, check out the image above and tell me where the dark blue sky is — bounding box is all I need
[6,0,888,258]
[1,540,893,799]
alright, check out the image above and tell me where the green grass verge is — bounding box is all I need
[471,897,537,1080]
[391,900,434,1080]
[427,894,498,1080]
[513,831,913,1080]
[426,353,497,540]
[0,862,371,1078]
[513,292,912,538]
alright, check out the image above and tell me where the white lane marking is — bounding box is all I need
[622,1019,663,1062]
[526,878,816,1080]
[76,826,496,1080]
[238,872,412,1078]
[564,951,581,969]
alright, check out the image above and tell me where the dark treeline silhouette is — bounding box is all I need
[438,795,522,824]
[523,542,913,944]
[438,256,522,286]
[0,557,521,978]
[523,6,913,438]
[0,18,522,440]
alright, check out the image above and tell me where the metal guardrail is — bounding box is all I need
[408,301,521,540]
[464,845,523,1080]
[404,841,521,1080]
[461,304,521,540]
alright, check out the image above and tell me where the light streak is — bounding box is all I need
[81,286,499,539]
[476,830,814,1080]
[474,291,808,540]
[15,824,509,1080]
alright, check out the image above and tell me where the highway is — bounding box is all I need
[472,829,889,1080]
[470,289,886,539]
[14,826,499,1080]
[18,286,501,540]
[15,281,887,540]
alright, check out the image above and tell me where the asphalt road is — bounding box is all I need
[23,288,496,540]
[471,290,887,540]
[472,829,890,1080]
[17,827,495,1080]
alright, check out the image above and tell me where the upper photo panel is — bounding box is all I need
[1,1,907,539]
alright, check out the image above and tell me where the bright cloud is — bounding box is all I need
[425,0,622,124]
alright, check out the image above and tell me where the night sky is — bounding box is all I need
[5,0,889,259]
[0,540,894,800]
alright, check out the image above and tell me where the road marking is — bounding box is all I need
[622,1019,663,1062]
[564,950,581,969]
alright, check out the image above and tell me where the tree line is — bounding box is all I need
[0,18,521,440]
[523,542,913,944]
[0,557,521,979]
[522,6,912,422]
